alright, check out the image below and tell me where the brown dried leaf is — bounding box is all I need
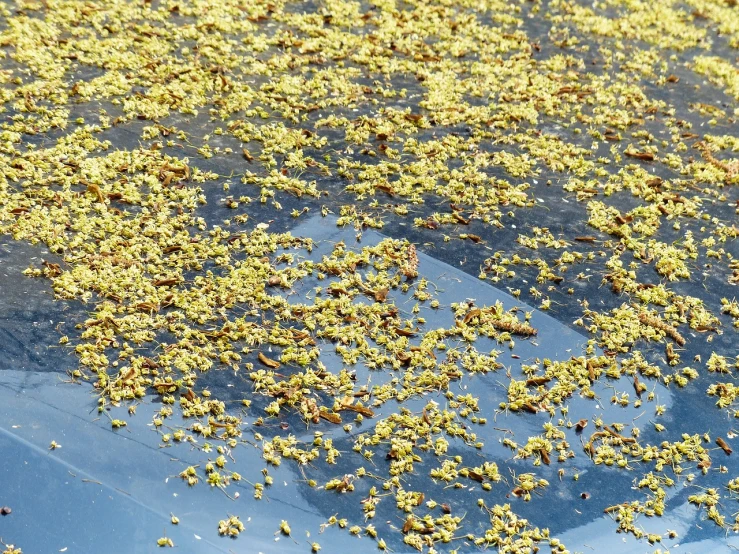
[258,352,281,369]
[152,278,180,287]
[463,309,482,324]
[624,150,655,162]
[319,410,342,424]
[717,437,732,455]
[468,471,484,482]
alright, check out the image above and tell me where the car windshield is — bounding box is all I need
[1,1,738,553]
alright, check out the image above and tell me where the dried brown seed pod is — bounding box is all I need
[638,313,686,346]
[400,244,419,279]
